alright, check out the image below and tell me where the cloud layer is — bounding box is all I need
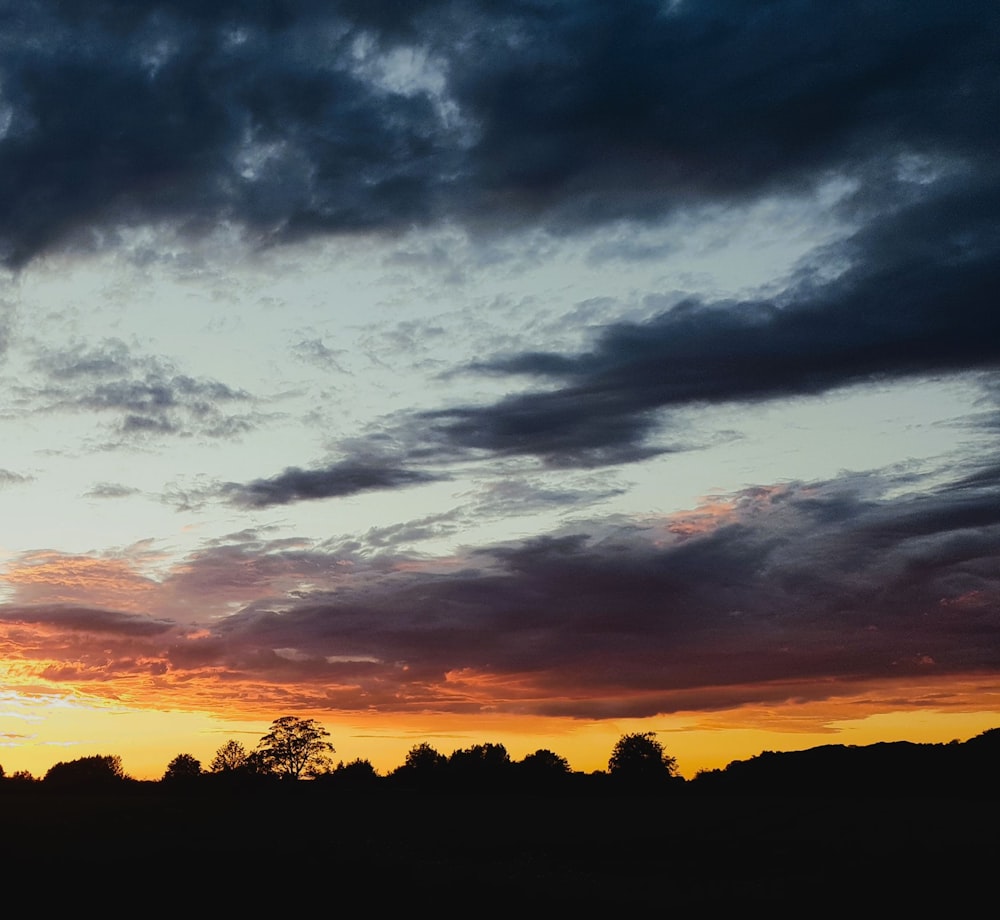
[0,1,995,264]
[3,461,998,718]
[0,2,998,742]
[427,181,1000,465]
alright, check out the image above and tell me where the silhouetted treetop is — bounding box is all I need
[256,716,334,779]
[321,758,380,788]
[389,742,448,788]
[210,739,249,774]
[965,727,1000,751]
[608,732,679,785]
[403,743,447,772]
[6,769,35,784]
[163,753,202,783]
[44,754,127,787]
[519,748,571,775]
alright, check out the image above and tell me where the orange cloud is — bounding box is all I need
[2,551,159,611]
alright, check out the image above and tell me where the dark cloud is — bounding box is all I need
[29,338,254,438]
[0,0,457,266]
[222,457,443,507]
[214,152,1000,479]
[0,1,995,264]
[9,462,999,716]
[443,1,999,227]
[421,177,1000,464]
[163,464,1000,713]
[0,604,174,637]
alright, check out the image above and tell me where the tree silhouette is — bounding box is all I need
[608,732,678,785]
[448,742,512,788]
[162,753,202,783]
[519,748,571,776]
[324,758,380,788]
[243,749,276,778]
[7,769,35,784]
[256,716,335,779]
[516,748,572,791]
[44,754,127,788]
[404,742,447,772]
[390,742,448,788]
[210,739,249,773]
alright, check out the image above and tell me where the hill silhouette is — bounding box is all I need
[692,729,1000,793]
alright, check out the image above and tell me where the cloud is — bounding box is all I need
[0,469,32,488]
[177,466,1000,715]
[1,2,998,728]
[222,457,444,507]
[211,154,1000,481]
[27,338,255,439]
[6,459,997,718]
[0,1,994,265]
[0,1,459,266]
[353,510,464,551]
[0,604,174,637]
[290,337,346,371]
[83,482,142,499]
[0,550,164,613]
[417,175,1000,465]
[443,1,999,228]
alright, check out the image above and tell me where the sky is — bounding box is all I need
[1,0,999,780]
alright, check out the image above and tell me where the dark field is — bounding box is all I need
[1,786,993,910]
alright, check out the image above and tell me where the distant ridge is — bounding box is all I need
[692,728,1000,793]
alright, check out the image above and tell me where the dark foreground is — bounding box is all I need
[1,786,993,909]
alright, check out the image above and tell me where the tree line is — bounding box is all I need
[0,716,678,791]
[3,718,998,794]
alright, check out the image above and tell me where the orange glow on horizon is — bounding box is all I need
[1,671,998,782]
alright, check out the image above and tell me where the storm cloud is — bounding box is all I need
[223,457,444,507]
[222,170,1000,483]
[428,179,1000,464]
[0,1,994,265]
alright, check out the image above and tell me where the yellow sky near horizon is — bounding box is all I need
[3,681,997,782]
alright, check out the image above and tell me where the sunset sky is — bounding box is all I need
[1,1,999,780]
